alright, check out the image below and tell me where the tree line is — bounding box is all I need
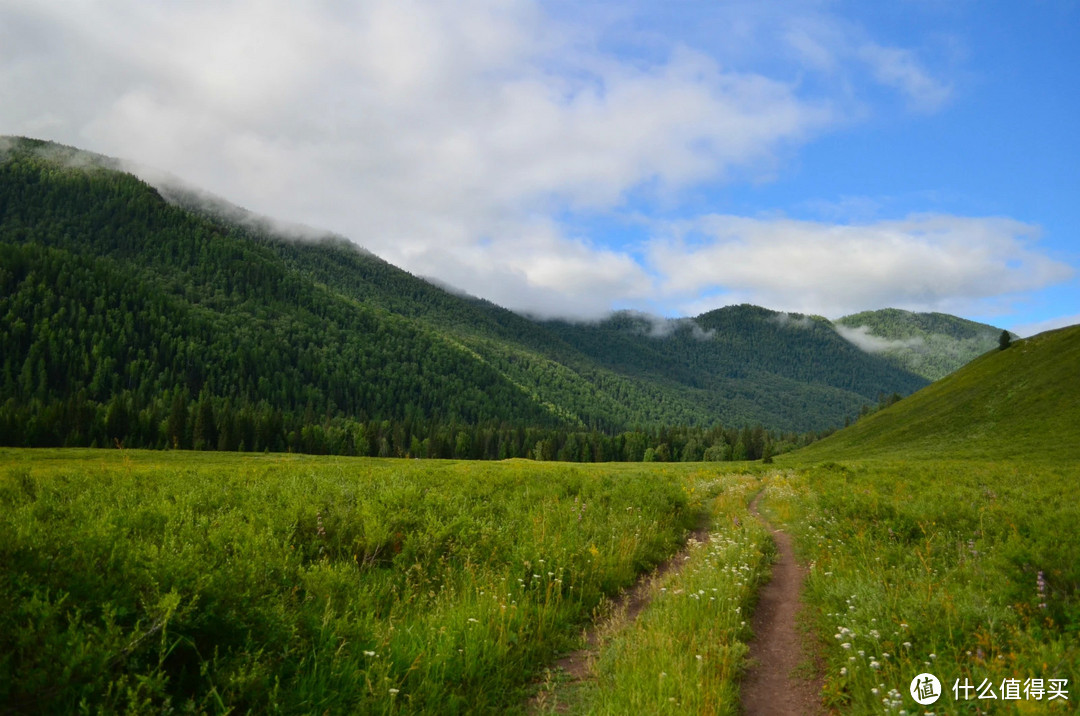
[0,385,827,461]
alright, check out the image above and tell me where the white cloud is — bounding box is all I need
[834,324,925,353]
[1,1,1057,323]
[858,42,953,112]
[1010,313,1080,338]
[649,214,1074,318]
[0,0,834,318]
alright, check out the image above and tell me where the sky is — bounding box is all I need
[2,0,1077,335]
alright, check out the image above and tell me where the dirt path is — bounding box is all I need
[742,491,823,716]
[531,521,712,711]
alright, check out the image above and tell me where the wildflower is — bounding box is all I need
[841,643,852,650]
[929,653,937,660]
[364,651,376,657]
[870,660,881,669]
[468,618,479,623]
[388,688,400,695]
[840,667,847,676]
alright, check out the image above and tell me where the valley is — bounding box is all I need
[2,138,1077,713]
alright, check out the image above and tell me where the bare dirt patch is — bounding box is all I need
[742,492,823,716]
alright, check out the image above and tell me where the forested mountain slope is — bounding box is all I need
[834,308,1006,380]
[1,136,935,452]
[543,307,928,431]
[166,184,932,432]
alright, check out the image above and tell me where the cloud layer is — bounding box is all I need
[834,325,925,354]
[651,214,1072,318]
[1,1,1069,320]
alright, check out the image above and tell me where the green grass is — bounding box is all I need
[759,325,1080,713]
[567,474,772,715]
[0,449,729,714]
[758,462,1079,713]
[792,324,1080,463]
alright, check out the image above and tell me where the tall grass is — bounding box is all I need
[761,462,1079,714]
[544,472,771,715]
[0,450,719,714]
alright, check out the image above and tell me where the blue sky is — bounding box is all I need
[2,0,1077,334]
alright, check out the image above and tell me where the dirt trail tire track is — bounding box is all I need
[742,491,823,716]
[531,521,712,712]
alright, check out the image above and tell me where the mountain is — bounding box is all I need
[1,137,938,452]
[833,308,1006,381]
[541,307,928,431]
[792,323,1080,462]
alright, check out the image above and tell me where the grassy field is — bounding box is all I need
[759,460,1079,714]
[565,475,772,715]
[1,448,759,714]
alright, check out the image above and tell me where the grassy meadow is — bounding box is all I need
[761,459,1079,714]
[562,475,773,715]
[1,448,763,714]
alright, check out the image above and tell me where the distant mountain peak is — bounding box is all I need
[832,308,1007,380]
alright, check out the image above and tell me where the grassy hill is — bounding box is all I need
[833,307,1006,380]
[791,323,1080,462]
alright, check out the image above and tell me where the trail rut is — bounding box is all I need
[741,491,822,716]
[531,521,712,712]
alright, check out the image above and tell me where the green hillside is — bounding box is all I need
[834,307,1006,380]
[1,136,934,452]
[792,323,1080,462]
